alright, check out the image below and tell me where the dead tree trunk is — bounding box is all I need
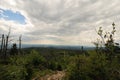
[3,36,6,53]
[19,35,22,54]
[4,36,8,57]
[0,34,4,53]
[4,27,11,59]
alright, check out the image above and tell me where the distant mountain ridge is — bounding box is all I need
[21,44,95,50]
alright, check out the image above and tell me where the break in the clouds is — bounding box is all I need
[0,9,26,24]
[0,0,120,46]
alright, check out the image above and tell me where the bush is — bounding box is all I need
[0,50,47,80]
[0,65,27,80]
[26,50,46,67]
[65,52,120,80]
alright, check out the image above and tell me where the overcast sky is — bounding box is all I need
[0,0,120,46]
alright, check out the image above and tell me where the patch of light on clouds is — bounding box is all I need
[9,0,16,6]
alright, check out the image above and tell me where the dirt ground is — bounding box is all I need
[33,71,65,80]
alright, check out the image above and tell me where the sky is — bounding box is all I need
[0,0,120,46]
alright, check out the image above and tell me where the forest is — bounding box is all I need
[0,23,120,80]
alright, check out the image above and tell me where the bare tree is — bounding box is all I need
[4,27,11,58]
[19,35,22,54]
[0,34,4,53]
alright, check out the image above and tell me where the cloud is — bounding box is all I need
[0,0,120,46]
[0,9,3,15]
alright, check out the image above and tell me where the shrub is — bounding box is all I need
[26,50,46,67]
[0,65,27,80]
[65,52,120,80]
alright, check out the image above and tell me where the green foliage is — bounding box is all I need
[96,22,120,55]
[49,61,63,71]
[0,65,27,80]
[66,55,92,80]
[65,51,120,80]
[26,50,46,67]
[10,43,18,55]
[0,49,47,80]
